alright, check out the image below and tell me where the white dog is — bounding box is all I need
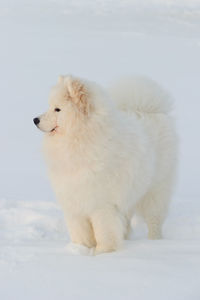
[34,75,177,254]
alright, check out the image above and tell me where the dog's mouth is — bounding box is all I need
[50,126,58,134]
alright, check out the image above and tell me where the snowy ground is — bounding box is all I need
[0,0,200,299]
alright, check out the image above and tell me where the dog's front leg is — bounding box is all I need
[91,206,124,255]
[65,215,96,249]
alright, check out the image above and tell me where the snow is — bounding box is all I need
[1,198,200,300]
[0,0,200,299]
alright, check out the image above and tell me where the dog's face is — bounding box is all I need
[33,76,92,135]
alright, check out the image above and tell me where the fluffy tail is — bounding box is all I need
[109,76,172,114]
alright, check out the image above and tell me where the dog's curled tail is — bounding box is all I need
[109,76,172,114]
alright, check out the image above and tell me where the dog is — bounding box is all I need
[34,75,177,255]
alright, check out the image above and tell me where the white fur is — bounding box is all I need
[36,75,177,255]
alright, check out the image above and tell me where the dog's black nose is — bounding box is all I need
[33,117,40,125]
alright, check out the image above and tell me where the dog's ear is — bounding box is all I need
[64,76,91,115]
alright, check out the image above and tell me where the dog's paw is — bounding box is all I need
[66,242,94,256]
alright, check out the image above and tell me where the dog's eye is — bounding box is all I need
[55,108,61,112]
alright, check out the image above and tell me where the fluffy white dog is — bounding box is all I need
[34,75,177,255]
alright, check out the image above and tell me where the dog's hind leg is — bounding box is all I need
[135,180,172,239]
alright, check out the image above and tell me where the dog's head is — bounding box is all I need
[33,75,105,135]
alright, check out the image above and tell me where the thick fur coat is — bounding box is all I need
[34,75,177,254]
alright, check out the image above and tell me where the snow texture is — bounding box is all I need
[0,0,200,299]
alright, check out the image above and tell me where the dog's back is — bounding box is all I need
[109,76,177,181]
[108,76,172,115]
